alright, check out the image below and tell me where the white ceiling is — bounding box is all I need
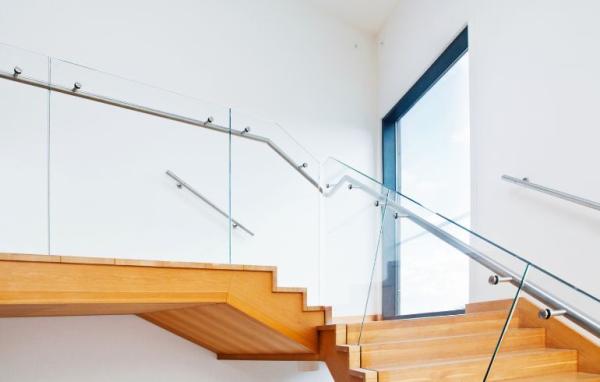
[307,0,401,35]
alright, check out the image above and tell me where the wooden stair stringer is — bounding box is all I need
[225,268,328,353]
[318,324,376,382]
[269,266,332,317]
[516,297,600,374]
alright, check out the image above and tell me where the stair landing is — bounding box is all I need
[0,253,329,359]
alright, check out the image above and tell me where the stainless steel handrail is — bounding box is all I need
[325,175,600,338]
[4,65,597,336]
[166,170,254,236]
[0,69,322,193]
[502,175,600,212]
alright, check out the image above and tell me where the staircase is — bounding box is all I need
[320,300,600,381]
[1,253,599,381]
[1,43,599,381]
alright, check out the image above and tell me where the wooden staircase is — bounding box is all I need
[1,253,599,381]
[319,300,600,381]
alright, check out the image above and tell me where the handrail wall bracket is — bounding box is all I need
[166,170,254,236]
[502,175,600,211]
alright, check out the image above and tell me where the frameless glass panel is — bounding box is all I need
[0,44,49,255]
[321,159,385,320]
[396,52,470,316]
[230,110,321,303]
[48,59,231,263]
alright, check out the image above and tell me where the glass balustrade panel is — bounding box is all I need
[0,43,50,255]
[229,109,321,304]
[323,157,530,380]
[48,58,231,264]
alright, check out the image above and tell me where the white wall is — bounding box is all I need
[0,0,379,380]
[0,0,378,163]
[0,315,328,382]
[378,0,600,313]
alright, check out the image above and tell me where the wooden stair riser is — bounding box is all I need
[466,300,514,314]
[361,328,546,368]
[349,315,520,344]
[378,349,578,382]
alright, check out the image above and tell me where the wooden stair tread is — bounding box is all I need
[498,372,600,381]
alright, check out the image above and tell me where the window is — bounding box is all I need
[396,52,470,316]
[381,27,469,318]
